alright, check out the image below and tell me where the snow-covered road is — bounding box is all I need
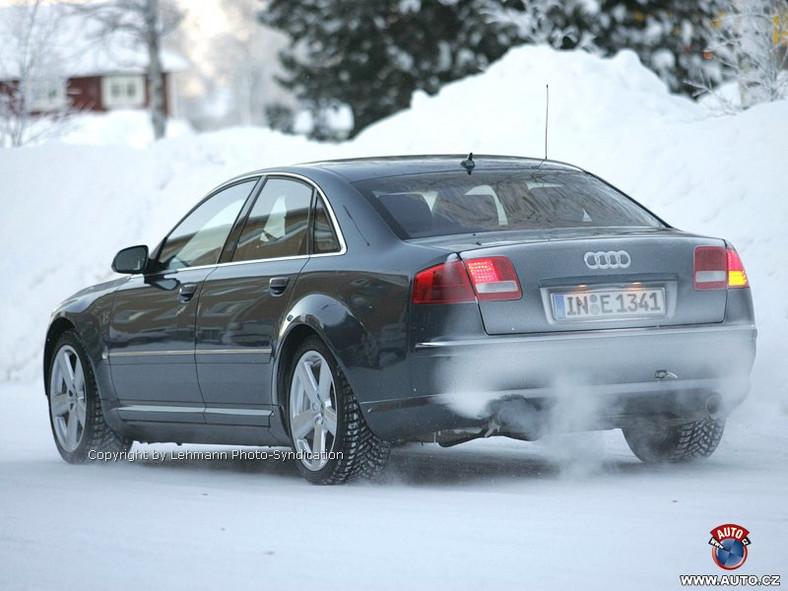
[1,381,785,590]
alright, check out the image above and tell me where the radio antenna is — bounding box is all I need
[537,84,549,171]
[544,84,549,160]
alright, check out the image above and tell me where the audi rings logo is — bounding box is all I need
[584,250,631,270]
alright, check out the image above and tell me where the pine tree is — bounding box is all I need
[259,0,732,139]
[258,0,520,139]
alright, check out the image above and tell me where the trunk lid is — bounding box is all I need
[434,228,728,335]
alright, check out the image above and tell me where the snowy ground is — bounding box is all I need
[1,382,786,590]
[1,45,786,588]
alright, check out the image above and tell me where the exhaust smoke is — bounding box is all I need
[435,333,754,476]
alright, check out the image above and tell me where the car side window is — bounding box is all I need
[312,197,341,254]
[232,178,313,262]
[157,180,256,271]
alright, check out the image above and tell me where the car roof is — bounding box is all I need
[237,155,584,184]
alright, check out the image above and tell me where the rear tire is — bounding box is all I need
[286,336,390,484]
[623,417,725,463]
[47,331,131,463]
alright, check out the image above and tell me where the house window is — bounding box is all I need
[102,75,145,109]
[26,79,67,112]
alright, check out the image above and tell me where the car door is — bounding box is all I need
[107,178,260,423]
[195,176,318,426]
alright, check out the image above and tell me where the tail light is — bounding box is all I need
[412,261,475,304]
[412,256,521,304]
[694,246,749,290]
[465,257,522,300]
[726,247,749,287]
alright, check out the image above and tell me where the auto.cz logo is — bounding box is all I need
[677,524,781,587]
[709,524,751,570]
[583,250,631,270]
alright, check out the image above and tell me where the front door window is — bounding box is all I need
[158,180,257,270]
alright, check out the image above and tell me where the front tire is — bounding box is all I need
[623,417,726,463]
[47,331,131,463]
[286,337,390,484]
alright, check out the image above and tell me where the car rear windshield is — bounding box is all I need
[354,170,663,238]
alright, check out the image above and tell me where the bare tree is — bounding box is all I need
[215,0,267,126]
[192,0,292,128]
[0,0,75,147]
[704,0,788,108]
[74,0,183,139]
[732,0,787,107]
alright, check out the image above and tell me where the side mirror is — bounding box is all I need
[112,245,149,274]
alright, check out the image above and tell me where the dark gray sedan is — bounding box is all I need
[44,155,756,484]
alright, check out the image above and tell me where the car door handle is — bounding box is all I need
[179,283,199,303]
[269,276,290,296]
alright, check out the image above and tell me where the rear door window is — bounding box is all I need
[232,177,313,262]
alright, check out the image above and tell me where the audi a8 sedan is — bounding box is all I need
[44,155,756,484]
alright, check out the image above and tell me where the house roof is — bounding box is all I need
[0,3,188,80]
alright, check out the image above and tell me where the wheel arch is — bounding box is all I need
[274,323,320,409]
[273,293,373,407]
[43,316,77,392]
[43,314,119,433]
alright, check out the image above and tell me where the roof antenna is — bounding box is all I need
[460,152,475,175]
[537,84,549,170]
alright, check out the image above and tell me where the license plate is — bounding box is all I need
[552,287,666,321]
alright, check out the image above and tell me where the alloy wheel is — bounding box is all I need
[49,345,88,452]
[288,350,338,471]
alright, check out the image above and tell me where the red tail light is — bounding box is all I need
[694,246,749,290]
[412,261,475,304]
[412,257,521,304]
[465,257,522,300]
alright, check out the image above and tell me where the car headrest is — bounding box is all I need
[378,192,432,235]
[432,192,498,228]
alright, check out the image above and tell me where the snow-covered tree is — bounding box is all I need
[258,0,521,139]
[482,0,598,51]
[0,1,75,147]
[725,0,787,107]
[489,0,729,95]
[73,0,182,139]
[590,0,730,94]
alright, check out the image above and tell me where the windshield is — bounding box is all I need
[354,170,663,238]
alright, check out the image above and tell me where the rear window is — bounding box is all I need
[354,170,663,238]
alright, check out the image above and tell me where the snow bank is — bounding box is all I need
[347,47,703,158]
[0,128,333,380]
[1,45,785,407]
[59,110,194,149]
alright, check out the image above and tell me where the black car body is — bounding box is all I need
[44,155,757,483]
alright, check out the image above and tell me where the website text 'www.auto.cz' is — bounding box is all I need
[679,574,781,586]
[87,449,344,463]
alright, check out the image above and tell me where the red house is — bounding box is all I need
[0,4,187,117]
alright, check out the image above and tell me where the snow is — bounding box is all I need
[1,383,786,589]
[60,110,193,148]
[699,73,788,114]
[293,103,354,136]
[0,44,786,588]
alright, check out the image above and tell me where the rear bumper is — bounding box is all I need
[360,324,756,440]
